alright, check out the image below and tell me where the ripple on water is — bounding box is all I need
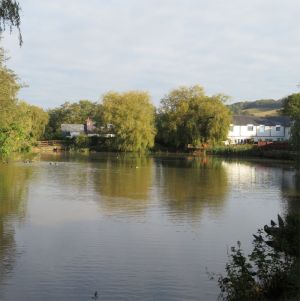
[0,155,297,301]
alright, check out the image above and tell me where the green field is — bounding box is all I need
[228,99,282,117]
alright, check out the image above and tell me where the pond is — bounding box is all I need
[0,153,299,301]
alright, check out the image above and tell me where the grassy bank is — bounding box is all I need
[35,138,299,161]
[207,145,298,161]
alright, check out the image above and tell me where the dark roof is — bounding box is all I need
[232,115,291,126]
[61,124,85,132]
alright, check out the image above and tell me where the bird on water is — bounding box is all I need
[91,291,98,299]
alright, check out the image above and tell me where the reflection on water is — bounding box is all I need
[0,154,298,301]
[94,156,153,214]
[282,168,300,213]
[0,164,32,218]
[0,163,32,283]
[156,156,228,219]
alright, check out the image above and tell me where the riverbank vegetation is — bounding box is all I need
[1,43,300,156]
[218,214,300,301]
[0,48,48,156]
[43,85,232,153]
[207,145,297,161]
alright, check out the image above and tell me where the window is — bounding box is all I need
[247,125,254,131]
[259,125,265,133]
[276,126,281,132]
[230,125,234,131]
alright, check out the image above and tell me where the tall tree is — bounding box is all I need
[282,93,300,150]
[102,91,156,152]
[0,47,20,121]
[156,85,231,149]
[0,0,22,45]
[0,47,48,155]
[0,46,21,155]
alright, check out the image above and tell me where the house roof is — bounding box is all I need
[232,115,291,126]
[61,124,84,132]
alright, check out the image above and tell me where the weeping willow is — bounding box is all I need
[0,0,22,45]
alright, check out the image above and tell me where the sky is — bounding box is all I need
[2,0,300,108]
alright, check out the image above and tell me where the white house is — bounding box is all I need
[61,118,115,138]
[61,117,96,137]
[228,115,291,144]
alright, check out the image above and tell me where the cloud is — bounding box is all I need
[2,0,300,108]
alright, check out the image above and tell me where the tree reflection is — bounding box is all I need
[281,168,300,214]
[0,163,31,282]
[94,155,153,214]
[156,156,229,219]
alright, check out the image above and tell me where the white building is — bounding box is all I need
[228,115,291,144]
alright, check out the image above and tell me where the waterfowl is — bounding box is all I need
[91,291,98,299]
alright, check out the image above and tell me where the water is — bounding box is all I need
[0,153,299,301]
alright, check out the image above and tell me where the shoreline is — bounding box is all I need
[31,146,299,162]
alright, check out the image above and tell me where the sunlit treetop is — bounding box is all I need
[0,0,22,45]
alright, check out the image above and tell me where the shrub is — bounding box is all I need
[74,135,89,148]
[218,214,300,301]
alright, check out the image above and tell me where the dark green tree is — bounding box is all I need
[45,100,103,138]
[282,93,300,150]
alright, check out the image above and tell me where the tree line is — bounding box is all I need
[45,86,232,152]
[44,88,300,153]
[0,48,48,156]
[1,45,299,156]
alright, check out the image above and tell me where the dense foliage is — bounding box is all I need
[156,85,231,149]
[282,93,300,150]
[102,91,156,152]
[0,48,48,156]
[218,214,300,301]
[0,0,22,45]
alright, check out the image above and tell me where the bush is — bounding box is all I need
[74,135,89,148]
[208,145,297,160]
[208,144,256,156]
[218,214,300,301]
[63,135,90,151]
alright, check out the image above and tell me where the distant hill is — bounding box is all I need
[228,99,283,117]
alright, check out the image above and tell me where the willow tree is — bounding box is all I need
[156,85,232,149]
[0,0,22,45]
[102,91,156,152]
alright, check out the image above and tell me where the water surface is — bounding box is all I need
[0,154,299,300]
